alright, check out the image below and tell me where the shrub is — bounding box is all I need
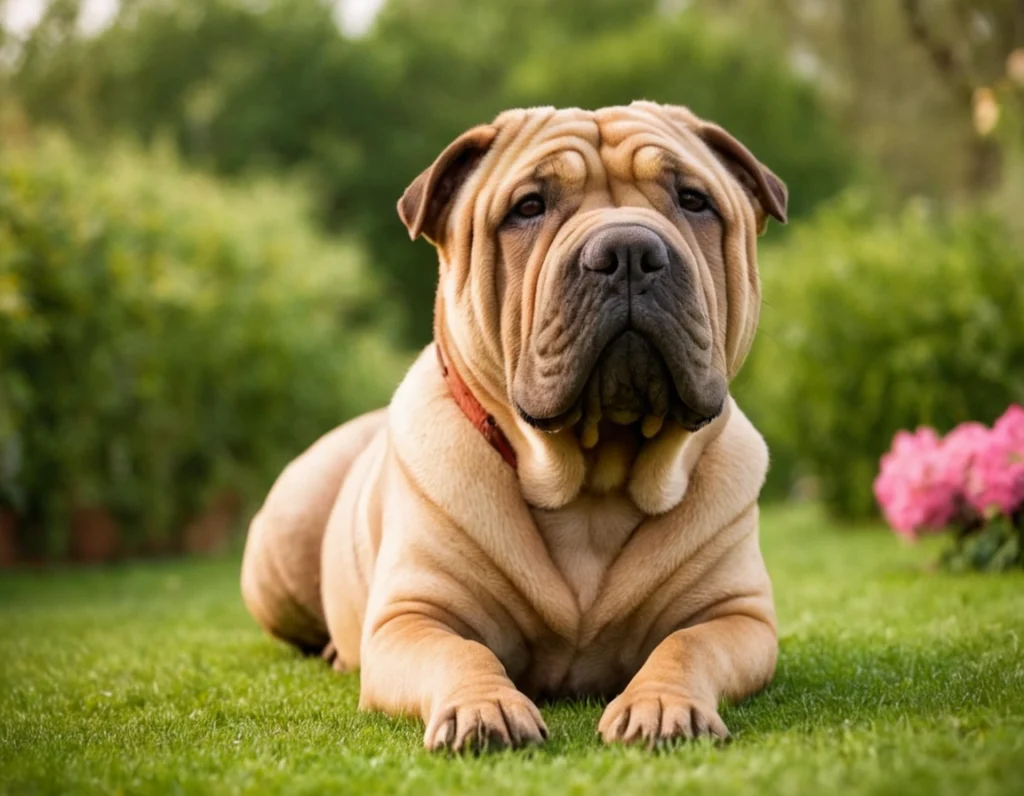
[0,135,404,559]
[736,192,1024,518]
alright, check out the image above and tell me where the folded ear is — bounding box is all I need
[698,123,788,233]
[397,124,499,244]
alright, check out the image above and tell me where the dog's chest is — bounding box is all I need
[531,493,645,613]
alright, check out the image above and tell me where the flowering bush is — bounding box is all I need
[874,405,1024,571]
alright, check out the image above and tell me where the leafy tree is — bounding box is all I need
[4,0,852,344]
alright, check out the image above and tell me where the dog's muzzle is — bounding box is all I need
[514,222,727,437]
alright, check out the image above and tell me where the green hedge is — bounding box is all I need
[736,193,1024,518]
[0,136,403,559]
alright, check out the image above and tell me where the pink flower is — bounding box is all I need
[875,406,1024,538]
[934,421,989,494]
[994,404,1024,445]
[965,405,1024,517]
[874,427,959,538]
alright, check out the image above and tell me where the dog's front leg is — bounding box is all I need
[360,609,548,753]
[598,612,776,747]
[599,509,777,747]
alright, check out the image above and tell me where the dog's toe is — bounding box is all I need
[599,688,728,748]
[424,688,547,753]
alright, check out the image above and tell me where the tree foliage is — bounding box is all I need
[0,134,400,556]
[5,0,852,343]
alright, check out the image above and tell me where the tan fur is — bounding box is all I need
[241,102,784,752]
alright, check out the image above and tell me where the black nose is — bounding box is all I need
[580,225,670,279]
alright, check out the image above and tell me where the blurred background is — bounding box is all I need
[0,0,1021,565]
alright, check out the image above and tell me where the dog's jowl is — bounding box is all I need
[241,101,788,752]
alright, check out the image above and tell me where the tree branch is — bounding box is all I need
[901,0,975,105]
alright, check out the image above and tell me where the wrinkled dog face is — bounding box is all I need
[399,102,786,452]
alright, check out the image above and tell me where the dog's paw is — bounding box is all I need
[424,687,548,753]
[598,688,729,748]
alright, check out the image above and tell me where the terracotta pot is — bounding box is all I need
[182,490,242,555]
[0,508,18,568]
[70,506,120,564]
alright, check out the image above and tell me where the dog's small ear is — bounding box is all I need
[698,123,788,233]
[397,124,498,244]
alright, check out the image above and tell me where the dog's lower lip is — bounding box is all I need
[515,403,576,432]
[516,331,725,435]
[517,398,722,435]
[515,404,545,428]
[669,399,725,432]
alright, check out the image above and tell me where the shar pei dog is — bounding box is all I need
[241,101,787,752]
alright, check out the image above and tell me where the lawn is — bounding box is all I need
[1,504,1023,795]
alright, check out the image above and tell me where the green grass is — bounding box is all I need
[2,505,1023,795]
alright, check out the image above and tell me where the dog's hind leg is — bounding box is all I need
[241,410,387,654]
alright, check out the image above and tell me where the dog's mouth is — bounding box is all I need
[515,330,723,444]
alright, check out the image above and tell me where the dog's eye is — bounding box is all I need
[512,194,545,220]
[677,188,710,214]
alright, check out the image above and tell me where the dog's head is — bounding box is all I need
[398,102,786,511]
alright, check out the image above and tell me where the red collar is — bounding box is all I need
[436,344,518,470]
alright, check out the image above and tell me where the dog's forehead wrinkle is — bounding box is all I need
[484,109,562,203]
[529,149,590,190]
[596,105,684,146]
[492,144,596,215]
[500,109,599,154]
[490,108,740,215]
[650,150,705,184]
